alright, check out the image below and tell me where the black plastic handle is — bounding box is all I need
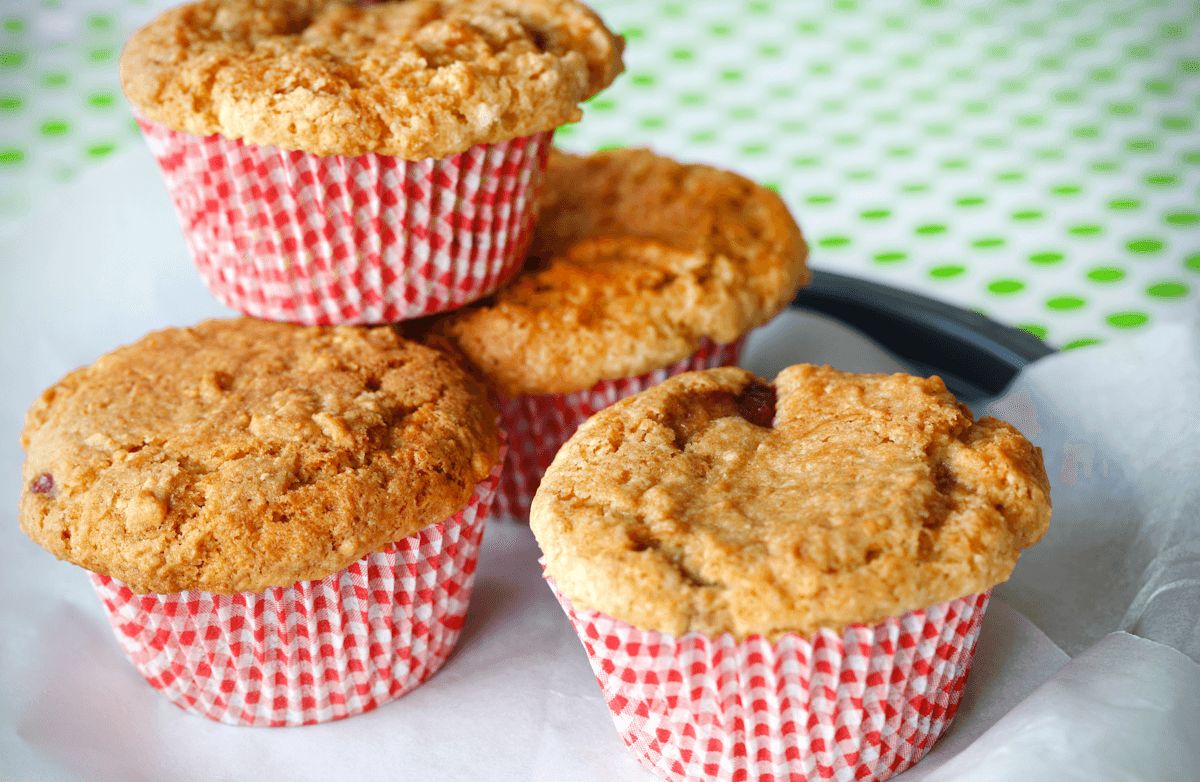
[791,270,1053,402]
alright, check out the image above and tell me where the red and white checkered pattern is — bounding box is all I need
[90,457,503,727]
[496,337,745,521]
[549,579,990,782]
[138,119,551,325]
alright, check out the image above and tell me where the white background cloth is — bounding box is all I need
[1,150,1198,780]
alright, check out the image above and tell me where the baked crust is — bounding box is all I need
[120,0,624,158]
[531,364,1051,638]
[435,149,809,395]
[19,318,500,594]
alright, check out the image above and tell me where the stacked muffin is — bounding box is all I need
[121,0,624,324]
[434,148,809,518]
[20,0,631,727]
[18,1,1052,779]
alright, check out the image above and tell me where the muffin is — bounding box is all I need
[120,0,624,325]
[19,319,503,726]
[434,148,809,519]
[531,364,1051,781]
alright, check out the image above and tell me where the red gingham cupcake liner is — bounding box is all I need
[90,454,503,727]
[548,577,990,782]
[138,118,552,325]
[496,337,745,521]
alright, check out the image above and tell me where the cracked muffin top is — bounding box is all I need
[433,148,809,396]
[19,318,500,595]
[530,364,1051,638]
[120,0,624,158]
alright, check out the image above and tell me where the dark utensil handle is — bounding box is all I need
[791,270,1053,398]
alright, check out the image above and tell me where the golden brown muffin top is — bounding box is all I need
[531,364,1051,638]
[19,319,500,594]
[434,149,809,395]
[120,0,623,158]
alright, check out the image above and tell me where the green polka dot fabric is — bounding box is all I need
[0,1,136,216]
[2,0,1197,349]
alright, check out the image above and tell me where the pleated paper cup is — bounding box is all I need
[90,453,503,727]
[496,337,745,521]
[138,118,551,325]
[548,576,990,782]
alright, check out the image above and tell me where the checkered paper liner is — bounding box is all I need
[138,118,552,325]
[496,337,745,521]
[90,455,503,727]
[548,579,990,782]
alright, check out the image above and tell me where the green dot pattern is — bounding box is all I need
[988,279,1026,295]
[0,0,141,214]
[1,0,1198,347]
[1088,267,1126,283]
[1146,280,1189,298]
[1047,296,1087,311]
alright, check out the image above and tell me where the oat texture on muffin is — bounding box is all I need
[435,148,809,395]
[531,364,1051,638]
[19,319,500,594]
[120,0,624,158]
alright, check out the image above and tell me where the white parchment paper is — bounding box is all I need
[1,149,1197,781]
